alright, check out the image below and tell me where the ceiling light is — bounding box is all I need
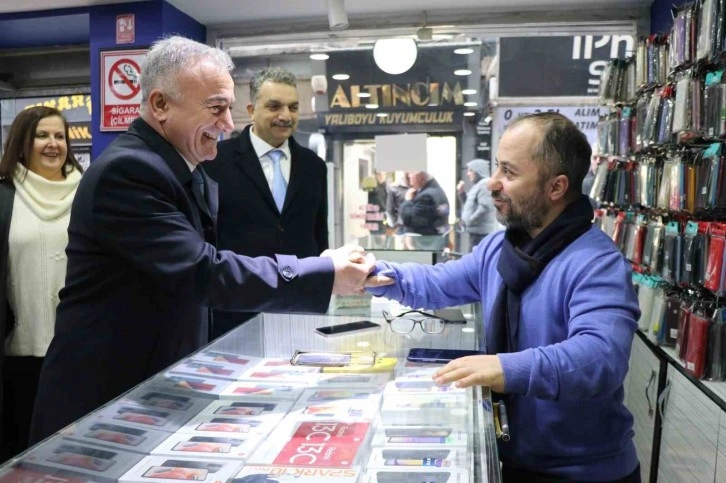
[332,73,349,80]
[357,92,371,98]
[376,113,388,117]
[365,103,379,109]
[463,112,475,117]
[373,39,418,75]
[454,47,474,55]
[326,0,349,31]
[454,69,472,76]
[464,101,478,107]
[462,327,475,332]
[310,53,329,60]
[462,89,477,95]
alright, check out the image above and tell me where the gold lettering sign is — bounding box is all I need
[23,95,92,115]
[323,111,455,126]
[329,82,463,109]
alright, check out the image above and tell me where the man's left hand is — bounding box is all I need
[404,188,417,200]
[433,355,505,393]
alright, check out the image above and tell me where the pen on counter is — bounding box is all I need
[498,400,510,442]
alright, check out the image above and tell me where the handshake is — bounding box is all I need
[320,245,394,296]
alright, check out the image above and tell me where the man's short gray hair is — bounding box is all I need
[249,67,297,104]
[140,35,234,111]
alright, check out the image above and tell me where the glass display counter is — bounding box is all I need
[0,310,501,483]
[357,234,451,265]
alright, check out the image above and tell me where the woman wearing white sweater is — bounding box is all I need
[0,106,83,459]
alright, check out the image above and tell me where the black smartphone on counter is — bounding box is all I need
[314,320,380,337]
[407,348,485,364]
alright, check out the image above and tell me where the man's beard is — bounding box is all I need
[493,187,548,232]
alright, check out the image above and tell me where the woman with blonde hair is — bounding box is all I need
[0,106,83,458]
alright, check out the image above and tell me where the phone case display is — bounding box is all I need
[289,394,383,421]
[314,373,391,389]
[21,437,143,482]
[365,468,469,483]
[248,420,372,467]
[232,465,361,482]
[60,418,170,454]
[322,357,398,374]
[366,447,467,469]
[370,426,468,447]
[151,433,261,460]
[120,456,241,483]
[239,358,322,383]
[296,388,382,407]
[0,465,95,483]
[150,374,232,399]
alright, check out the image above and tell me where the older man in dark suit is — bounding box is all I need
[205,67,329,337]
[29,37,386,444]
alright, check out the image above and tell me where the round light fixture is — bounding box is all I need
[365,104,379,109]
[332,73,350,80]
[454,69,472,76]
[310,53,329,60]
[464,101,478,107]
[454,47,474,55]
[357,92,371,98]
[373,39,418,75]
[461,327,476,332]
[462,89,477,95]
[463,112,476,117]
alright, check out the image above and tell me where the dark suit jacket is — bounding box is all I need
[205,125,329,258]
[401,177,450,235]
[0,180,14,438]
[30,118,334,443]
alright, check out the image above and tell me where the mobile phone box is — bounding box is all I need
[379,394,469,425]
[314,373,391,390]
[119,456,241,483]
[150,374,232,399]
[189,350,260,369]
[395,360,444,378]
[365,467,469,483]
[21,436,144,482]
[175,413,281,438]
[245,357,322,376]
[371,426,468,447]
[198,399,293,420]
[60,417,170,454]
[233,465,361,482]
[151,432,261,460]
[247,419,372,467]
[288,398,381,422]
[95,401,197,433]
[219,381,306,401]
[295,388,382,407]
[167,359,249,381]
[119,385,212,418]
[383,378,465,396]
[366,447,468,469]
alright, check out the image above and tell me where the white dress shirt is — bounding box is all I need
[249,128,291,190]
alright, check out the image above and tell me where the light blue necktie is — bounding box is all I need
[269,149,287,212]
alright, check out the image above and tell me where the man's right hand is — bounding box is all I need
[321,245,377,296]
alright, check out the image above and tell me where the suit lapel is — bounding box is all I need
[235,127,278,212]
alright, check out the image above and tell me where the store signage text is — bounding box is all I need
[323,111,455,127]
[22,95,91,115]
[69,125,92,140]
[330,82,464,109]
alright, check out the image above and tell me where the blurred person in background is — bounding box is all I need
[457,159,499,250]
[385,171,409,234]
[400,170,450,235]
[0,106,83,459]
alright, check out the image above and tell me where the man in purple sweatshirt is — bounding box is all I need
[368,112,640,482]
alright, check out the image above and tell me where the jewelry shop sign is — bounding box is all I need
[100,49,147,131]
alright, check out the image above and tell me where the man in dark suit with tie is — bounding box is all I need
[29,37,386,443]
[205,67,329,337]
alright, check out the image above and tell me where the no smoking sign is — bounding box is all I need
[101,49,147,131]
